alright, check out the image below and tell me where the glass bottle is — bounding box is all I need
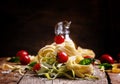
[62,21,76,48]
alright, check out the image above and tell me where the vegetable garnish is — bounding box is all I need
[20,55,30,65]
[79,58,95,65]
[16,50,29,57]
[57,51,68,63]
[7,50,30,65]
[100,54,114,64]
[35,62,75,80]
[54,35,65,44]
[33,63,41,71]
[7,57,20,63]
[28,62,37,67]
[99,63,112,70]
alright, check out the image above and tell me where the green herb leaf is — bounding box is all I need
[28,62,37,67]
[99,63,112,70]
[7,57,20,63]
[79,58,94,65]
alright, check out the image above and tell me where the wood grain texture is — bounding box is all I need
[0,70,23,84]
[108,73,120,84]
[19,67,108,84]
[0,58,23,84]
[3,57,120,84]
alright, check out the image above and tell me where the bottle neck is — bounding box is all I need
[65,33,72,41]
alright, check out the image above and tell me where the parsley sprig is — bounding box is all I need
[79,58,95,65]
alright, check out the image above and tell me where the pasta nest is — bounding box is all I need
[66,56,94,77]
[37,45,57,60]
[77,47,95,58]
[37,40,95,64]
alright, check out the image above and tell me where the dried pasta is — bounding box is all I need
[36,39,95,77]
[66,56,94,77]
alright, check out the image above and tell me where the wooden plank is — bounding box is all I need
[0,70,23,84]
[0,58,24,84]
[52,66,108,84]
[107,73,120,84]
[19,71,52,84]
[0,58,108,84]
[19,66,108,84]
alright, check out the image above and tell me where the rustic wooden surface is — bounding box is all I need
[0,58,23,84]
[107,73,120,84]
[0,57,120,84]
[19,67,108,84]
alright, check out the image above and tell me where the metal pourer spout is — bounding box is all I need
[63,21,71,35]
[54,21,71,36]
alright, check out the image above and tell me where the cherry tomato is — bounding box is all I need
[20,55,30,65]
[84,56,95,65]
[54,35,65,44]
[33,63,41,71]
[57,51,68,63]
[84,56,93,59]
[16,50,28,57]
[100,54,114,64]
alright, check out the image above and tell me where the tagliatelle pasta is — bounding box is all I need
[66,56,94,77]
[34,21,96,79]
[37,39,95,61]
[35,38,95,78]
[0,21,100,80]
[77,47,95,58]
[37,45,56,59]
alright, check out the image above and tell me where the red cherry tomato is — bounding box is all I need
[57,51,68,63]
[16,50,28,57]
[84,55,95,65]
[20,55,30,65]
[54,35,65,44]
[33,63,41,71]
[84,56,93,59]
[100,54,114,64]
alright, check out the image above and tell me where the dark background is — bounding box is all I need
[0,0,120,59]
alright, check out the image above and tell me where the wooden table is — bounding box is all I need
[0,57,120,84]
[107,73,120,84]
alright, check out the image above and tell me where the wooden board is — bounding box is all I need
[0,58,108,84]
[107,73,120,84]
[0,70,23,84]
[19,66,108,84]
[0,58,23,84]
